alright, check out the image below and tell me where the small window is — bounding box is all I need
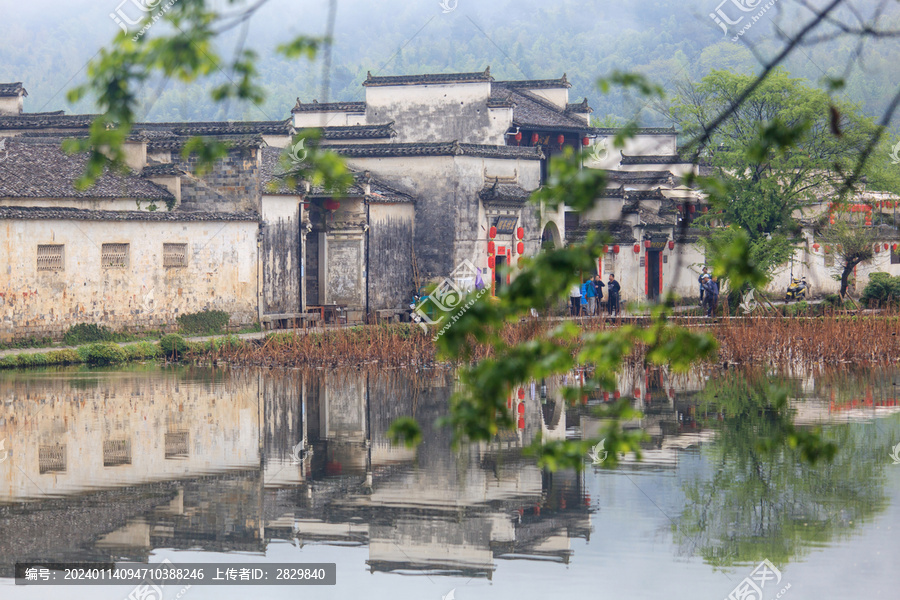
[101,243,129,268]
[603,257,615,273]
[163,243,188,268]
[103,439,132,467]
[165,431,190,459]
[37,244,64,271]
[38,444,66,474]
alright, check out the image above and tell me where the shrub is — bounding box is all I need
[159,334,188,359]
[861,272,900,306]
[45,349,82,365]
[16,352,49,367]
[81,342,127,366]
[177,310,230,335]
[0,356,18,369]
[63,323,117,345]
[124,342,161,360]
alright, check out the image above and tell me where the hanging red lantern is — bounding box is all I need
[518,388,525,399]
[531,132,539,144]
[489,226,497,239]
[633,244,640,253]
[516,242,525,255]
[487,241,495,254]
[812,243,820,251]
[517,402,525,415]
[702,206,708,213]
[824,245,831,253]
[885,243,890,250]
[613,390,620,399]
[603,245,609,254]
[893,243,899,252]
[488,256,495,268]
[582,136,590,146]
[516,227,524,240]
[515,131,522,142]
[557,134,565,146]
[613,244,620,254]
[517,417,525,430]
[668,240,675,250]
[644,240,651,248]
[689,204,696,213]
[323,198,340,211]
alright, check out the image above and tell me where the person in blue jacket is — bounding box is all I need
[582,277,597,316]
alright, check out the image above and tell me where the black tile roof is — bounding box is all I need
[146,134,265,151]
[566,98,592,114]
[492,85,593,133]
[606,170,677,186]
[0,82,26,97]
[479,181,534,209]
[0,113,97,130]
[313,123,395,140]
[363,67,494,87]
[141,163,184,177]
[495,75,571,89]
[620,154,692,166]
[134,119,294,136]
[291,99,367,113]
[0,138,174,200]
[0,205,258,222]
[567,220,636,244]
[325,141,543,160]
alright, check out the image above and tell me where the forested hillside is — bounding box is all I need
[3,0,900,130]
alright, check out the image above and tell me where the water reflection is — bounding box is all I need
[0,363,897,583]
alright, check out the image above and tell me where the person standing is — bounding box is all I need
[702,275,719,317]
[594,275,605,314]
[698,266,708,304]
[569,282,582,316]
[607,274,621,316]
[583,277,597,316]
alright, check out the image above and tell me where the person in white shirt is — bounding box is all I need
[569,282,582,316]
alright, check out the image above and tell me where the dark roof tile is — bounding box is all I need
[0,83,26,97]
[325,141,543,160]
[363,67,493,87]
[0,114,97,130]
[494,75,571,89]
[0,205,257,222]
[291,99,366,113]
[134,119,294,136]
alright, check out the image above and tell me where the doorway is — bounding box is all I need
[647,250,661,301]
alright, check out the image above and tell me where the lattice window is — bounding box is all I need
[603,257,615,273]
[165,431,190,459]
[36,244,64,271]
[38,444,66,473]
[163,243,188,268]
[102,439,132,466]
[824,254,835,268]
[101,243,129,268]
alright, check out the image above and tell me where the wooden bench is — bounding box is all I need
[375,309,407,324]
[261,312,312,331]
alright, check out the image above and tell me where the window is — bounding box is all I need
[892,248,900,265]
[165,431,190,459]
[101,243,129,268]
[102,439,132,466]
[163,243,188,268]
[36,244,64,271]
[38,444,66,474]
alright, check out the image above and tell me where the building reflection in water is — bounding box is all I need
[1,364,896,579]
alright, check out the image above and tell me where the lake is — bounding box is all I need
[1,364,898,599]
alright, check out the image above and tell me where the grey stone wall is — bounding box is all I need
[368,204,415,310]
[178,147,261,213]
[261,203,301,315]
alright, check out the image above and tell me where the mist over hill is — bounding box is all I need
[3,0,900,130]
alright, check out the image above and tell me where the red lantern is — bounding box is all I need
[893,243,898,252]
[689,204,696,213]
[531,133,539,144]
[668,240,675,250]
[613,245,620,254]
[812,243,820,251]
[644,240,651,248]
[825,245,831,254]
[518,388,525,399]
[702,206,708,213]
[633,244,640,253]
[488,256,495,268]
[885,243,890,250]
[613,390,620,399]
[516,227,524,240]
[582,136,590,146]
[515,131,522,142]
[517,402,525,415]
[487,241,495,254]
[517,417,525,430]
[323,199,340,211]
[603,245,609,254]
[516,242,525,254]
[489,226,497,239]
[557,134,565,146]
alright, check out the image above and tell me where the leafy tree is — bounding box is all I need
[818,218,876,299]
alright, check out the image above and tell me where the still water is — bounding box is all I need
[0,364,898,599]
